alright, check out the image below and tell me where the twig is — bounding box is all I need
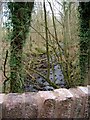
[43,1,50,85]
[29,68,59,89]
[3,50,8,79]
[3,50,9,92]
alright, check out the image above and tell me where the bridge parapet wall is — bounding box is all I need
[0,86,89,119]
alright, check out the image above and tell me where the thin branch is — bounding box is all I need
[56,0,63,7]
[54,16,64,27]
[28,68,59,89]
[3,50,8,79]
[3,50,9,93]
[48,1,64,64]
[23,62,59,89]
[43,1,50,83]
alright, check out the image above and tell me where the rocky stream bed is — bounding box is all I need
[24,53,66,92]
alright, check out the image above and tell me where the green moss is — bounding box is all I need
[7,2,34,93]
[78,2,90,84]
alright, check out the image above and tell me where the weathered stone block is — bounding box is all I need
[55,98,73,118]
[38,99,56,118]
[77,86,90,118]
[69,88,87,118]
[0,94,5,120]
[54,88,73,118]
[23,92,38,118]
[2,93,24,118]
[0,86,89,119]
[78,86,89,95]
[54,88,73,99]
[37,91,56,118]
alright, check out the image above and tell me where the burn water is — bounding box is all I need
[24,53,66,92]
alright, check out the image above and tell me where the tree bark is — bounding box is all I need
[8,2,34,92]
[79,2,90,85]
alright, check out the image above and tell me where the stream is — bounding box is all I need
[24,53,66,92]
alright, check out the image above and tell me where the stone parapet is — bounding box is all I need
[0,86,89,119]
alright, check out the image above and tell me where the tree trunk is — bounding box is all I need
[8,2,34,92]
[79,2,90,85]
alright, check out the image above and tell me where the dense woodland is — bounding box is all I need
[0,1,90,93]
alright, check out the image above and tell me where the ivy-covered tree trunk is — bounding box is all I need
[8,2,34,92]
[79,2,90,85]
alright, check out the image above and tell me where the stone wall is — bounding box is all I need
[0,86,90,119]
